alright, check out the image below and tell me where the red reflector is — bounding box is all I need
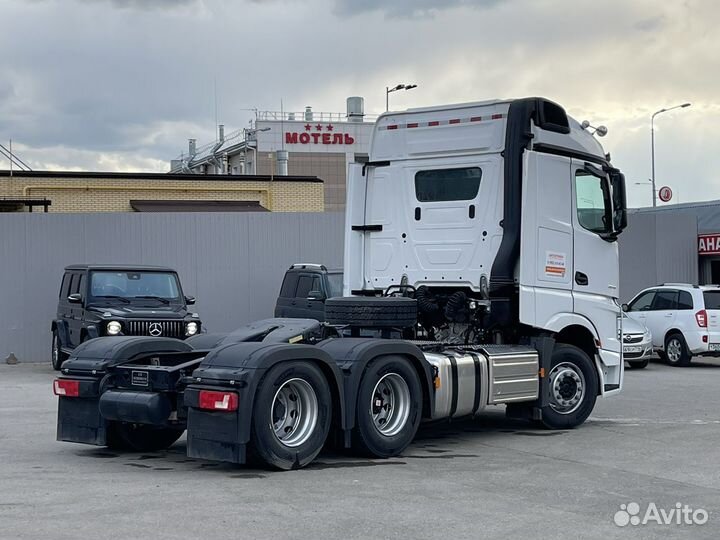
[53,379,79,397]
[696,309,707,328]
[703,335,709,343]
[449,118,461,124]
[407,123,419,128]
[470,116,482,122]
[386,124,398,130]
[428,121,440,126]
[491,114,503,119]
[198,390,239,412]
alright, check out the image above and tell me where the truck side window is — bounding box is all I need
[280,273,299,298]
[575,171,610,234]
[296,276,314,298]
[415,167,481,202]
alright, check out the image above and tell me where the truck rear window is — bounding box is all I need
[415,167,481,202]
[703,291,720,310]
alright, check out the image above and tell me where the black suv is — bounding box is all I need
[274,264,343,320]
[51,265,201,370]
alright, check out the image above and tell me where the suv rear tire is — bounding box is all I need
[664,333,691,367]
[325,297,417,328]
[51,331,68,371]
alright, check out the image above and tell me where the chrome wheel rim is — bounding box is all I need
[667,339,682,363]
[52,336,59,365]
[271,378,318,448]
[370,373,411,437]
[549,362,585,414]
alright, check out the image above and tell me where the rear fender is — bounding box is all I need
[316,338,435,445]
[52,320,71,349]
[187,342,346,450]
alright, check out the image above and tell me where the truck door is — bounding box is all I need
[571,159,621,350]
[362,168,401,290]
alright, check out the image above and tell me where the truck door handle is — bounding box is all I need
[575,272,588,286]
[469,204,475,219]
[414,207,421,221]
[351,224,383,232]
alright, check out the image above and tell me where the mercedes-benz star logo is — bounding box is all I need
[148,322,163,337]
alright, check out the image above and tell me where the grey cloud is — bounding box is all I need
[77,0,197,9]
[332,0,502,18]
[633,15,665,32]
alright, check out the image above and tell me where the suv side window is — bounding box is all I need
[295,275,314,298]
[71,273,82,295]
[677,290,694,310]
[311,276,321,295]
[652,290,678,310]
[59,273,69,298]
[629,290,655,311]
[280,273,299,298]
[77,274,86,298]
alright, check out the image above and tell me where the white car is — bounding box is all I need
[622,313,653,369]
[624,284,720,366]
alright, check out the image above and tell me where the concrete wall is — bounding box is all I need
[0,212,345,363]
[618,211,698,301]
[0,209,699,363]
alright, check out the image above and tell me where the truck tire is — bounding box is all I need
[51,331,68,371]
[106,423,184,452]
[540,344,598,429]
[352,355,422,458]
[325,297,417,328]
[249,361,332,470]
[664,333,691,367]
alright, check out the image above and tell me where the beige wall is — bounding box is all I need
[255,152,348,211]
[0,174,323,213]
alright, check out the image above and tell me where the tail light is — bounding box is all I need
[198,390,239,412]
[696,309,708,328]
[53,379,80,397]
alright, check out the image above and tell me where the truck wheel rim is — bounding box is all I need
[549,362,585,414]
[667,339,682,362]
[370,373,411,437]
[271,378,318,448]
[52,337,59,364]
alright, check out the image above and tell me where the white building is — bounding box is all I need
[170,97,375,211]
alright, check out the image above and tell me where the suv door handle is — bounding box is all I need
[575,272,588,286]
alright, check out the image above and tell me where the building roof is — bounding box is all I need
[630,199,720,234]
[64,264,177,272]
[0,169,323,183]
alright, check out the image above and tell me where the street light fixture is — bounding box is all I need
[651,102,691,207]
[386,83,417,111]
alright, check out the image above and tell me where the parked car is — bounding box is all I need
[621,313,653,369]
[274,263,343,320]
[624,283,720,366]
[51,265,201,370]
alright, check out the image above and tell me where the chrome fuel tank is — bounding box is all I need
[423,350,488,419]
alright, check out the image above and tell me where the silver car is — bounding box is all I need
[622,313,653,369]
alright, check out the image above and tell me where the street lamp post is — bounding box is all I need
[651,102,691,207]
[386,83,417,111]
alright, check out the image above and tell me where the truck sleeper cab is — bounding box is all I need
[54,97,627,470]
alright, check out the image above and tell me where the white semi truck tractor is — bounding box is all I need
[54,97,627,470]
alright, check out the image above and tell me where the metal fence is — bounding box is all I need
[0,212,345,363]
[0,210,698,363]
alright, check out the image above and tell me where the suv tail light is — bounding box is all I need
[198,390,239,412]
[696,309,708,328]
[53,379,80,397]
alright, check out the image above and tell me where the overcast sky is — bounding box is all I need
[1,0,718,207]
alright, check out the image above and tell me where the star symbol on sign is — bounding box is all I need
[304,124,312,131]
[315,124,323,131]
[326,124,334,131]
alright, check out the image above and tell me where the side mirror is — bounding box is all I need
[68,293,83,304]
[185,296,196,305]
[621,303,629,312]
[308,290,325,301]
[609,168,627,233]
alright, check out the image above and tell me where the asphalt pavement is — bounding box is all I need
[1,357,719,539]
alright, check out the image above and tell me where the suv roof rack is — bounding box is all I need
[290,263,328,271]
[660,283,699,288]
